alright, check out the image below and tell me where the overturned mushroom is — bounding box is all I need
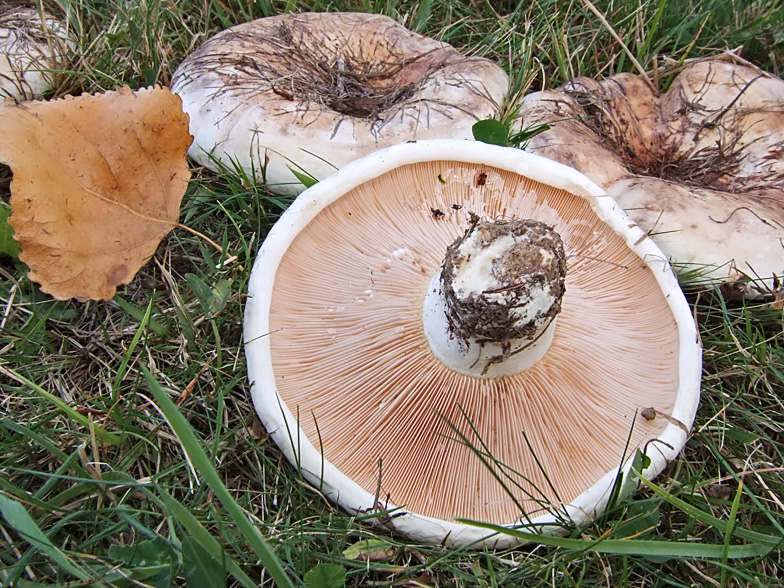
[244,140,701,547]
[517,58,784,291]
[171,13,508,195]
[0,3,73,100]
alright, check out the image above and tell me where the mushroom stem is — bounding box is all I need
[423,217,567,377]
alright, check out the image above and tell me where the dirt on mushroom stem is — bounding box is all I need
[442,218,566,340]
[433,217,567,375]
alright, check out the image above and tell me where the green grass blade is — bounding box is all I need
[142,366,296,588]
[112,294,169,337]
[0,493,89,580]
[1,420,69,463]
[0,366,122,446]
[723,477,745,585]
[111,296,154,402]
[638,0,670,62]
[0,202,19,259]
[155,488,257,588]
[455,518,774,559]
[634,474,783,547]
[288,167,318,189]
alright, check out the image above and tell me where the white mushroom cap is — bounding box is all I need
[517,59,784,289]
[171,13,508,195]
[0,4,73,100]
[244,140,701,547]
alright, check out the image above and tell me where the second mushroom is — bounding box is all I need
[171,12,508,195]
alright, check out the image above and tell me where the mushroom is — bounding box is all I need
[516,58,784,293]
[0,3,73,100]
[244,139,701,547]
[171,12,508,195]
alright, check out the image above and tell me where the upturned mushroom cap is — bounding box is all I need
[0,4,72,100]
[171,13,508,195]
[516,58,784,291]
[244,140,701,547]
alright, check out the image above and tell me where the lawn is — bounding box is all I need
[1,0,783,586]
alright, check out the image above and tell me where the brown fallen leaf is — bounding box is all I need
[0,85,192,300]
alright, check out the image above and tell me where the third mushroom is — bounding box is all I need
[516,58,784,293]
[244,140,702,546]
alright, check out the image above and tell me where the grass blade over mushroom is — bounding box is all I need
[455,517,778,559]
[460,455,783,557]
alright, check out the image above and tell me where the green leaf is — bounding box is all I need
[107,536,176,588]
[209,278,232,316]
[141,67,157,87]
[0,202,19,259]
[0,492,88,580]
[101,564,175,588]
[508,122,552,147]
[341,538,396,560]
[109,536,175,566]
[289,166,319,189]
[183,536,227,588]
[186,275,233,318]
[724,428,760,444]
[187,273,213,309]
[472,119,509,147]
[304,563,346,588]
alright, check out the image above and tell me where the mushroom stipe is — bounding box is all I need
[244,140,702,547]
[435,218,567,376]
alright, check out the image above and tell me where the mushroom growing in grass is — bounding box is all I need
[0,3,73,100]
[516,58,784,293]
[171,12,508,195]
[244,140,701,547]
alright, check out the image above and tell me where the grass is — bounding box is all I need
[1,0,783,586]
